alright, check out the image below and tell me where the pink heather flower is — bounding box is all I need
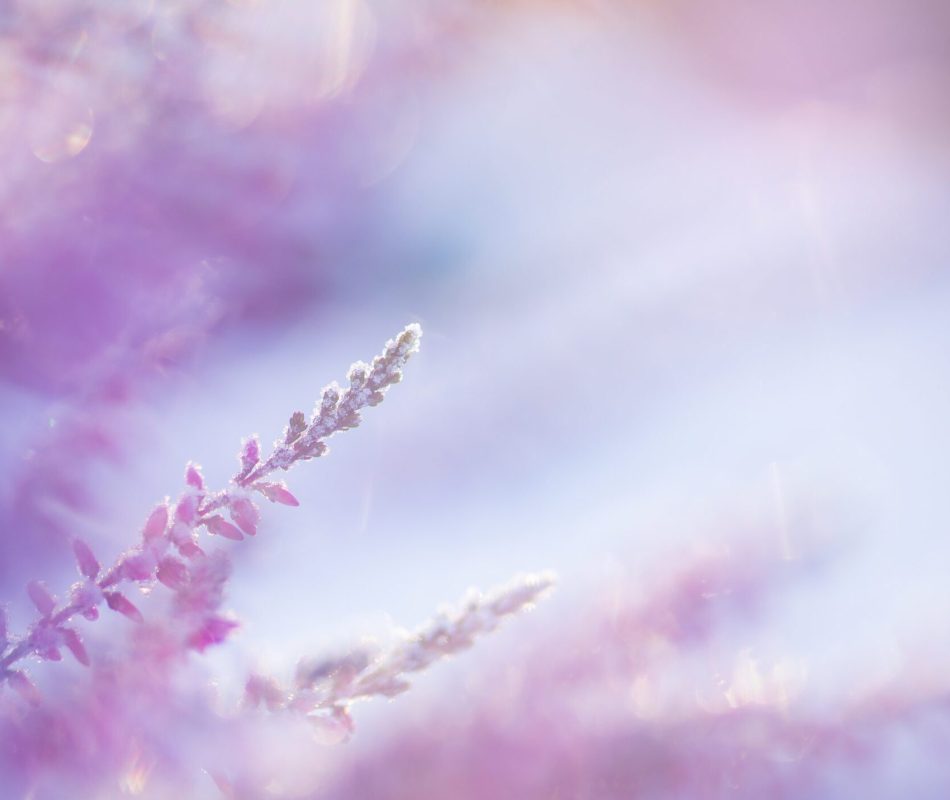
[238,437,261,480]
[185,463,205,491]
[309,544,950,800]
[187,616,240,653]
[72,540,101,581]
[104,592,144,623]
[205,516,244,542]
[156,557,189,591]
[142,505,170,543]
[0,323,559,798]
[26,580,56,617]
[119,551,156,582]
[59,628,90,667]
[175,495,198,525]
[255,482,300,507]
[228,498,260,537]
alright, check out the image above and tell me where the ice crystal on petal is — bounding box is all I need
[284,412,307,444]
[120,551,156,582]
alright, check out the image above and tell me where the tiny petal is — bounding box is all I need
[245,673,284,711]
[187,615,239,652]
[175,495,198,525]
[256,482,300,507]
[105,592,144,623]
[169,521,193,546]
[347,361,369,387]
[82,606,99,621]
[239,436,260,475]
[229,498,260,536]
[185,462,205,491]
[7,671,40,704]
[284,411,307,444]
[121,552,155,582]
[178,541,205,559]
[143,504,169,542]
[205,516,244,541]
[320,384,341,412]
[73,539,100,580]
[27,580,56,616]
[61,628,90,666]
[156,557,189,589]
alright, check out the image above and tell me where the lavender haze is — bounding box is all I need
[3,1,950,798]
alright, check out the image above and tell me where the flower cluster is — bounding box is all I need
[313,541,950,800]
[244,572,555,738]
[1,324,547,730]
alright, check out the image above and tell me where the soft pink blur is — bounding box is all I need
[3,1,950,798]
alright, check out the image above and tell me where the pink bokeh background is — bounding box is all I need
[3,1,950,797]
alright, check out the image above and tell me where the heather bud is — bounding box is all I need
[238,436,261,476]
[105,592,144,623]
[256,482,300,506]
[143,503,169,542]
[73,539,100,580]
[61,628,90,666]
[157,557,189,590]
[229,498,260,536]
[187,615,239,652]
[205,515,244,541]
[175,495,198,525]
[185,462,205,491]
[284,411,307,444]
[27,581,56,617]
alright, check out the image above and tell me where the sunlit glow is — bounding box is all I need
[118,746,154,796]
[30,106,94,163]
[724,650,808,710]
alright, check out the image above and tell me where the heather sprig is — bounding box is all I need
[244,572,556,736]
[0,324,423,698]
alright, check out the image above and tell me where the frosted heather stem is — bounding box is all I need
[0,324,422,698]
[196,323,422,518]
[244,572,556,735]
[244,323,421,486]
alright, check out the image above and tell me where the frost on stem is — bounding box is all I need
[0,324,424,693]
[244,572,556,736]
